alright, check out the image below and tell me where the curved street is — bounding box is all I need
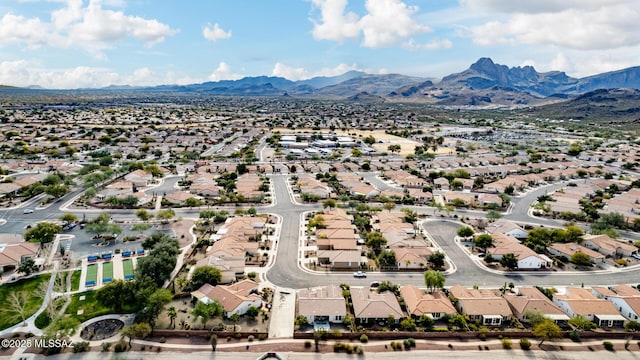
[2,172,640,292]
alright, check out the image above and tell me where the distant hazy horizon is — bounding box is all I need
[0,0,638,89]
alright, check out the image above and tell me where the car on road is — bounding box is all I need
[353,271,367,278]
[23,209,34,214]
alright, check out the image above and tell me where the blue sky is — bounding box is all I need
[1,0,639,88]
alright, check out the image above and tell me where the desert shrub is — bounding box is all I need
[72,341,90,353]
[519,338,531,350]
[404,338,416,349]
[101,342,111,352]
[360,334,368,343]
[258,334,267,341]
[569,330,581,342]
[603,341,614,351]
[501,337,512,349]
[334,342,359,354]
[113,341,126,353]
[390,341,403,350]
[304,341,311,348]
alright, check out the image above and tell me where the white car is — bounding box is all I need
[353,271,367,278]
[23,209,34,214]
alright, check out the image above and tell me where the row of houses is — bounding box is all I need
[297,283,640,329]
[315,208,364,270]
[373,211,432,269]
[195,216,268,283]
[481,220,637,269]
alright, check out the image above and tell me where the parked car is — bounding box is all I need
[370,281,380,288]
[23,209,34,214]
[353,271,367,278]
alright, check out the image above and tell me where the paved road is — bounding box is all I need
[3,173,640,291]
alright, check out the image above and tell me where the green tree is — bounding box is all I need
[322,199,337,209]
[185,197,204,207]
[246,306,260,320]
[570,252,592,266]
[131,223,149,235]
[448,314,468,331]
[121,322,151,348]
[500,253,519,270]
[474,234,494,251]
[96,279,135,312]
[229,312,241,331]
[365,231,387,255]
[418,314,435,330]
[457,226,474,239]
[423,270,445,293]
[167,306,177,329]
[85,214,121,240]
[192,301,223,329]
[565,224,584,243]
[486,210,502,221]
[400,317,417,331]
[387,144,401,153]
[522,310,546,327]
[533,319,561,345]
[138,288,173,328]
[383,202,396,212]
[17,258,38,276]
[24,222,62,244]
[59,213,78,224]
[378,250,397,269]
[568,315,596,331]
[157,209,175,223]
[135,208,153,221]
[428,252,446,269]
[189,265,222,291]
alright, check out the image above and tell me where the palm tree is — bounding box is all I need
[229,313,241,331]
[167,306,177,329]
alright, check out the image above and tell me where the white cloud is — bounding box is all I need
[310,0,429,47]
[460,0,630,14]
[403,38,452,51]
[0,60,203,88]
[208,62,242,81]
[272,62,362,81]
[1,0,177,56]
[359,0,430,47]
[0,13,57,48]
[462,1,640,50]
[203,23,232,41]
[310,0,360,43]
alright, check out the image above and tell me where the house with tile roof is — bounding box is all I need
[297,285,347,326]
[0,242,40,272]
[549,242,605,263]
[504,287,569,324]
[582,234,637,258]
[487,233,552,269]
[191,279,262,317]
[592,285,640,322]
[449,285,513,326]
[399,285,457,320]
[350,287,404,324]
[553,287,626,327]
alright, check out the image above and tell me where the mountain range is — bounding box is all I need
[4,58,640,107]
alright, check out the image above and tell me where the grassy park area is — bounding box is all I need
[0,274,51,330]
[122,259,134,280]
[102,261,113,283]
[85,263,97,287]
